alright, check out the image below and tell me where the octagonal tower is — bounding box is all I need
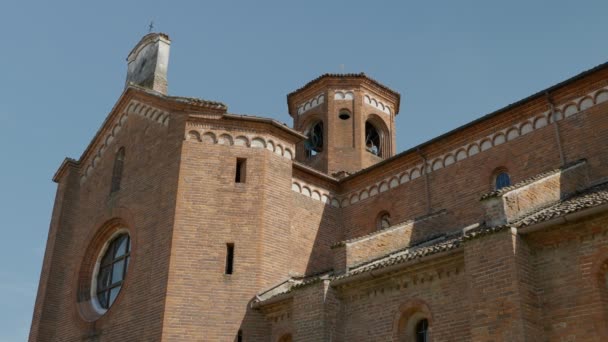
[287,73,401,176]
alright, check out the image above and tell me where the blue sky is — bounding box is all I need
[1,0,607,340]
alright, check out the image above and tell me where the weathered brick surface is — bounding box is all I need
[336,256,470,341]
[30,52,608,341]
[290,79,398,175]
[339,69,608,243]
[464,229,543,341]
[526,214,608,341]
[483,160,590,226]
[30,91,185,341]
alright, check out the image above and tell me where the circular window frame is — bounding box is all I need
[338,109,351,120]
[90,228,130,315]
[76,220,133,322]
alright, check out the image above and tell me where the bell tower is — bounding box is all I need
[287,73,401,176]
[125,33,171,94]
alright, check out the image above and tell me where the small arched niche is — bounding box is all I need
[377,211,391,230]
[493,167,511,190]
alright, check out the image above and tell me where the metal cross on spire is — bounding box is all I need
[148,20,154,33]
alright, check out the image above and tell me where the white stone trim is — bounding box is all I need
[297,93,325,115]
[291,178,340,207]
[80,100,170,185]
[90,228,130,315]
[341,86,608,205]
[185,128,295,161]
[334,90,355,100]
[364,93,392,115]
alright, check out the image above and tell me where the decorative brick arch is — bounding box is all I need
[74,210,136,322]
[392,299,433,342]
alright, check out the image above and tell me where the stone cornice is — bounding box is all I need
[52,158,79,183]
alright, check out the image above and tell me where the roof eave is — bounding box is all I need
[222,114,307,141]
[331,246,462,287]
[341,61,608,182]
[52,158,79,183]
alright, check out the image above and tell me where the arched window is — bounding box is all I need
[394,300,432,342]
[495,171,511,190]
[377,212,391,230]
[415,319,429,342]
[305,121,323,158]
[365,121,381,156]
[96,233,131,310]
[110,147,125,193]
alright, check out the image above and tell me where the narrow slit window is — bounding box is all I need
[237,329,243,342]
[235,158,246,183]
[415,318,429,342]
[225,243,235,275]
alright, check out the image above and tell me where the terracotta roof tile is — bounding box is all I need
[466,181,608,239]
[514,181,608,228]
[334,236,463,280]
[167,95,227,109]
[287,73,400,101]
[330,210,448,248]
[129,84,228,110]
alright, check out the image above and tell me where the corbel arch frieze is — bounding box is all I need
[80,100,171,184]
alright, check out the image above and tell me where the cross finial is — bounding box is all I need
[148,20,154,33]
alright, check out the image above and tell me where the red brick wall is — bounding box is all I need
[527,214,608,341]
[161,130,278,341]
[30,104,184,341]
[336,256,470,341]
[291,78,398,175]
[339,73,608,243]
[289,194,342,275]
[31,64,608,341]
[465,229,543,341]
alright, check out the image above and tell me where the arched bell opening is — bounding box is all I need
[365,116,389,159]
[304,120,324,159]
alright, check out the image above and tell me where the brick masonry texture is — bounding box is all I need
[30,33,608,341]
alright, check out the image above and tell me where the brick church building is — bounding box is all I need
[30,33,608,341]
